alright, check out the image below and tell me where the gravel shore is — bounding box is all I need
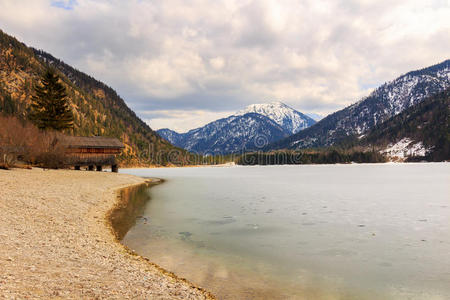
[0,168,213,299]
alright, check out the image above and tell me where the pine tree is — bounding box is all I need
[1,94,16,115]
[30,68,74,131]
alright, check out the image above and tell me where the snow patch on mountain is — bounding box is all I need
[381,138,430,160]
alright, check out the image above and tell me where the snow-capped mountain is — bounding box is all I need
[157,101,315,154]
[235,101,316,134]
[158,113,288,154]
[268,59,450,150]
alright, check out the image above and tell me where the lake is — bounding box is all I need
[121,163,450,299]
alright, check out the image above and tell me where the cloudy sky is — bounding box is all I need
[0,0,449,132]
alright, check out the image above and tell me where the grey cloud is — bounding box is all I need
[0,0,448,131]
[127,91,250,113]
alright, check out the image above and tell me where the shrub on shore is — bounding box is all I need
[0,115,67,169]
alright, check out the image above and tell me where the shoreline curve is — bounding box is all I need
[106,178,215,299]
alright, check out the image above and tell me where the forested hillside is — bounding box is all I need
[0,29,192,166]
[359,88,450,161]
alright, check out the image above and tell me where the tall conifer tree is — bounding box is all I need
[30,68,74,131]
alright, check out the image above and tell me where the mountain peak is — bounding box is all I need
[157,101,316,154]
[235,101,316,134]
[239,101,288,111]
[158,113,288,154]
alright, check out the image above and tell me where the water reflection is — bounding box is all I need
[110,182,157,240]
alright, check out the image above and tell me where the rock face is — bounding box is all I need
[157,102,314,154]
[268,59,450,150]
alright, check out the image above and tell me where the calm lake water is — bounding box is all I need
[121,163,450,300]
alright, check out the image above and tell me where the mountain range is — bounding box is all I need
[267,59,450,151]
[158,58,450,159]
[157,102,316,154]
[158,59,449,159]
[1,28,448,163]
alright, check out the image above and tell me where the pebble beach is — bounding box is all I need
[0,168,213,299]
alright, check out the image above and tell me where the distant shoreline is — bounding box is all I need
[120,160,448,170]
[0,168,213,299]
[122,162,237,169]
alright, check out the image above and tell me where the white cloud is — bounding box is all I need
[209,57,226,70]
[0,0,449,132]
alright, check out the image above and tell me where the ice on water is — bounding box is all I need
[122,163,450,300]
